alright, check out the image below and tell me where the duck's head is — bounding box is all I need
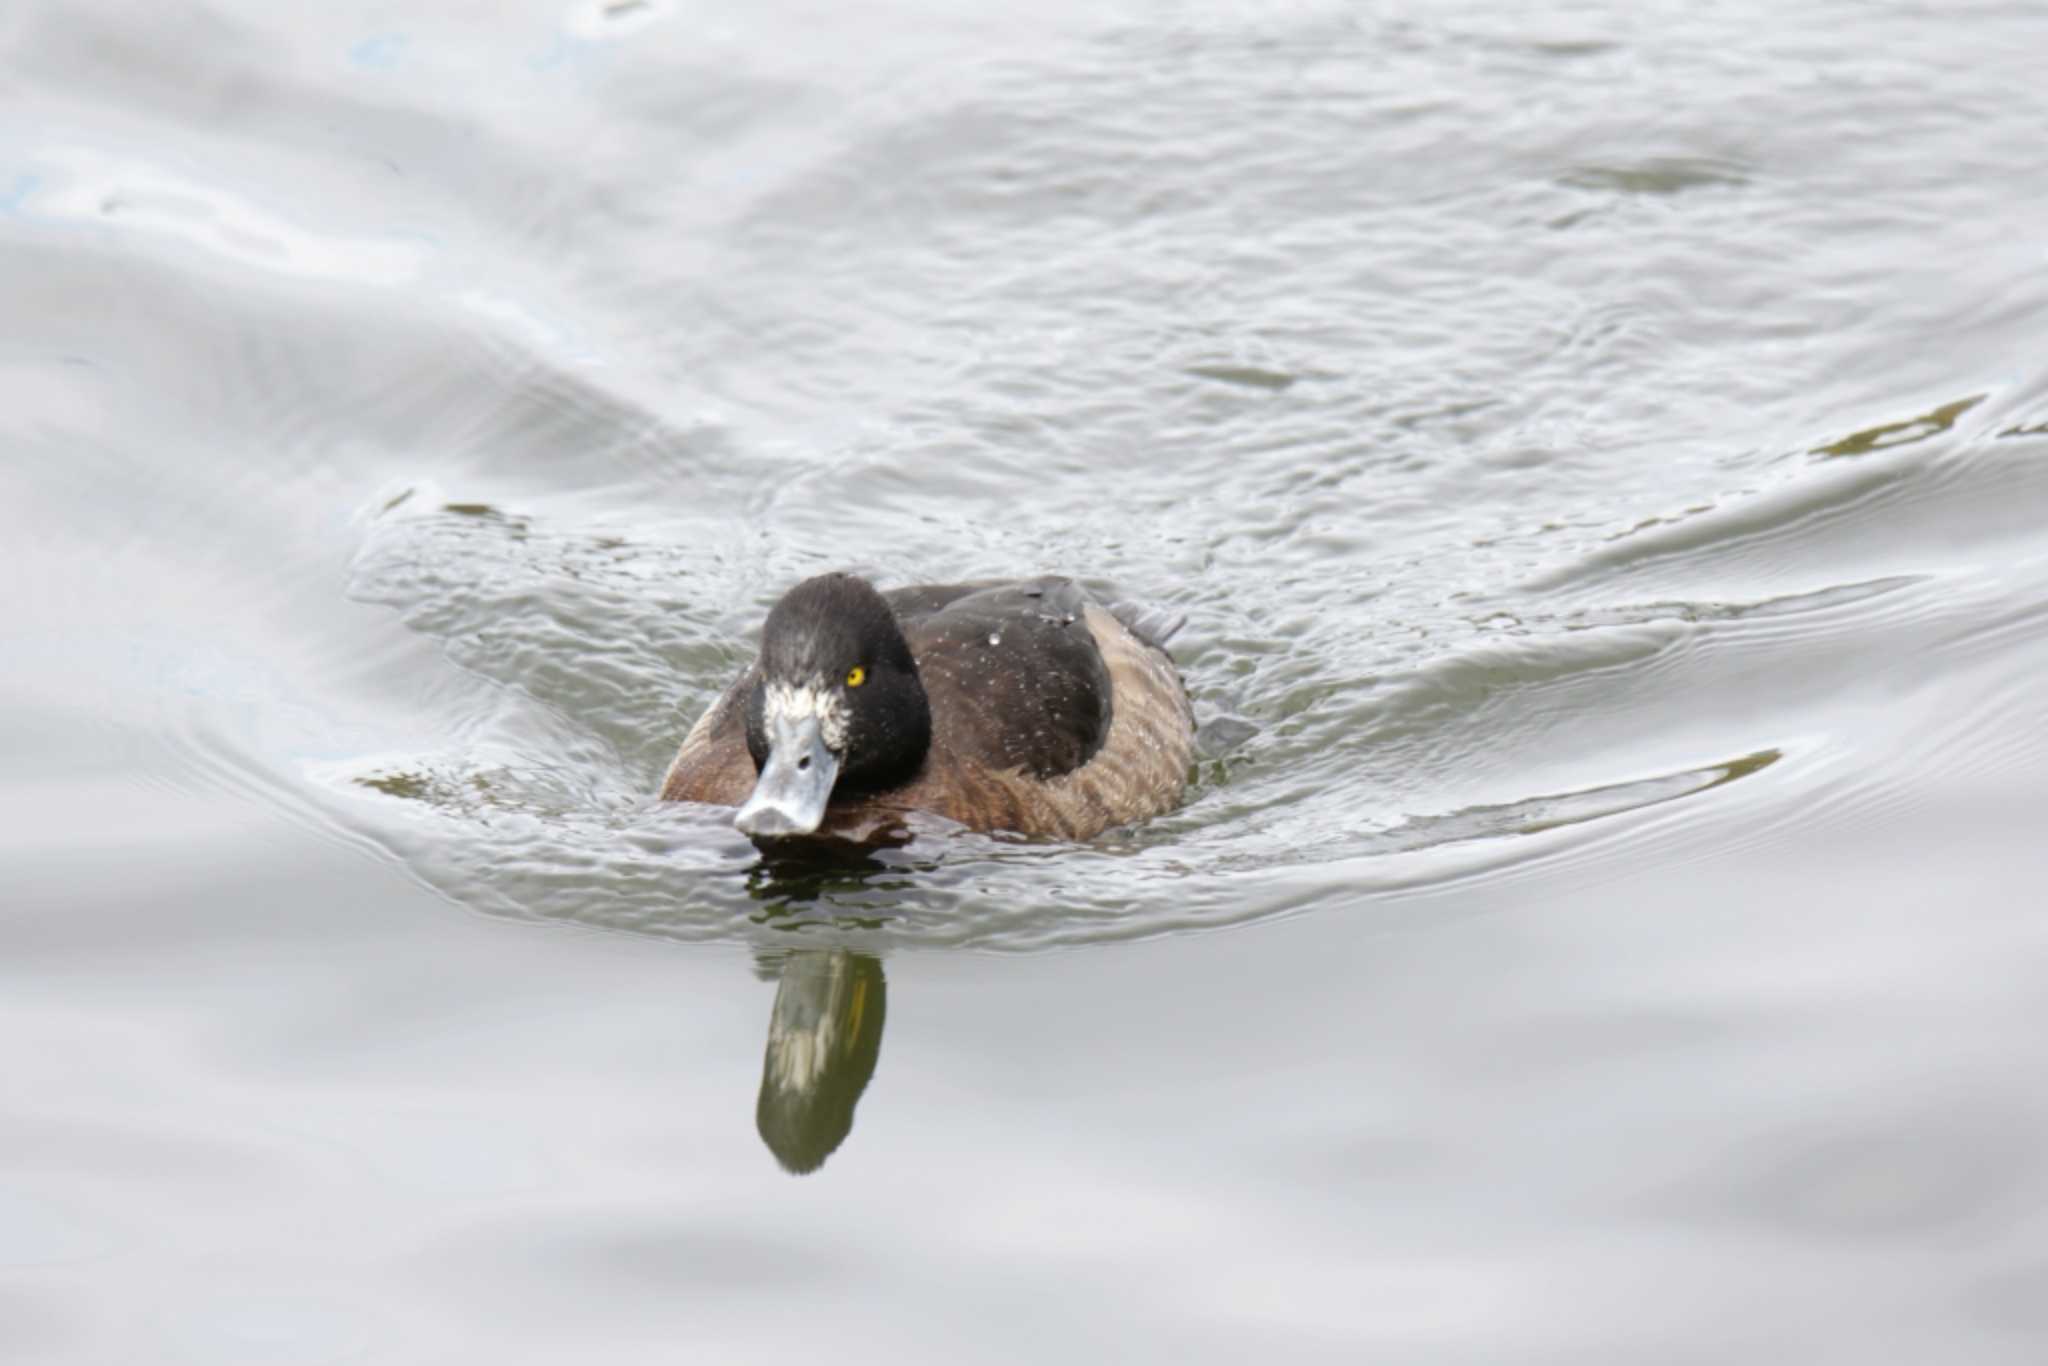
[735,573,932,839]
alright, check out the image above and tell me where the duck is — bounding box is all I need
[660,572,1195,840]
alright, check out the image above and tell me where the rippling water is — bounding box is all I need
[10,1,2048,1359]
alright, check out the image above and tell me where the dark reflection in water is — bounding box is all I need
[753,949,888,1175]
[745,833,913,914]
[742,842,900,1172]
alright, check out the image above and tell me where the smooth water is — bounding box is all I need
[9,1,2048,1359]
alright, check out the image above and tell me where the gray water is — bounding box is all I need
[9,0,2048,1359]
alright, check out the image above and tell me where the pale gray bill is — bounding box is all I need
[734,713,840,837]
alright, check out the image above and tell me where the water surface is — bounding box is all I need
[8,1,2048,1360]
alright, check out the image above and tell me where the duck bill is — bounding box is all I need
[735,713,840,838]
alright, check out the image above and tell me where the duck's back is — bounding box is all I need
[661,577,1194,839]
[890,578,1113,780]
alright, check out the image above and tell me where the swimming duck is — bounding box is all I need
[660,573,1194,840]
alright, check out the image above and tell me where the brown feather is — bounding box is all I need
[659,667,758,806]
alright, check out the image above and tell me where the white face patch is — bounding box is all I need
[765,680,850,752]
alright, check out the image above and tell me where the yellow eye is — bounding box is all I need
[845,665,866,688]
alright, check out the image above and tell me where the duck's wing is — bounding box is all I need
[903,577,1113,781]
[659,665,760,805]
[886,586,1193,840]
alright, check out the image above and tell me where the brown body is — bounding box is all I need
[661,583,1195,840]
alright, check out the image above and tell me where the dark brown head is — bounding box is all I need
[736,574,932,838]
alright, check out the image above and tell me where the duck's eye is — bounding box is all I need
[845,665,866,689]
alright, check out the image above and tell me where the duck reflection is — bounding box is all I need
[755,949,888,1174]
